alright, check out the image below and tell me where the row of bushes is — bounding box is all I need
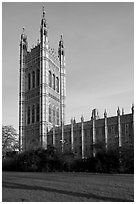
[2,146,134,173]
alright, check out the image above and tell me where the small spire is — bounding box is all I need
[42,6,45,19]
[122,108,124,115]
[22,27,25,34]
[104,109,107,117]
[81,115,84,122]
[37,39,39,45]
[59,35,64,45]
[92,109,96,118]
[21,27,27,41]
[132,103,134,114]
[117,106,120,115]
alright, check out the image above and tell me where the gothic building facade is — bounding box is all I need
[19,8,66,151]
[19,8,134,158]
[47,107,134,159]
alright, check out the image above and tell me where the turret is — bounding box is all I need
[40,6,49,149]
[20,28,28,56]
[40,6,48,41]
[91,108,99,120]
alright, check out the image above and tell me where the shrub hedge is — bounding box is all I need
[2,146,133,173]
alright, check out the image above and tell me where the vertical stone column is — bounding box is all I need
[71,118,74,151]
[104,109,108,150]
[53,125,55,147]
[19,28,27,151]
[81,116,85,159]
[117,107,122,148]
[131,104,134,137]
[58,35,65,152]
[92,110,96,157]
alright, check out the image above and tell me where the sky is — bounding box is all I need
[2,2,134,132]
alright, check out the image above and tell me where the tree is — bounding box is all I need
[2,125,19,158]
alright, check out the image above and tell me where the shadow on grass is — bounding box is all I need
[2,181,133,202]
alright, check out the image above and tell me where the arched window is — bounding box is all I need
[27,106,30,124]
[32,105,35,123]
[49,104,52,123]
[53,74,55,90]
[32,71,35,88]
[36,69,40,87]
[56,77,59,93]
[56,108,59,125]
[28,73,31,90]
[49,70,52,88]
[36,104,39,122]
[53,106,56,125]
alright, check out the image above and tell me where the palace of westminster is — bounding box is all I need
[19,8,134,158]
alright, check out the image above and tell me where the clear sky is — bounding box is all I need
[2,2,134,132]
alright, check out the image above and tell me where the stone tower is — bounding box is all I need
[19,8,66,151]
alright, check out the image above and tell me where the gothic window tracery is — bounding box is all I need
[56,77,59,93]
[125,124,129,135]
[53,106,56,125]
[56,108,59,125]
[36,104,39,122]
[28,73,31,90]
[32,105,35,123]
[53,74,55,90]
[49,104,52,123]
[36,69,40,87]
[32,71,35,88]
[27,106,31,124]
[49,70,52,88]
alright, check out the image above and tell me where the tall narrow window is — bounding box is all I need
[125,124,129,135]
[28,73,31,90]
[53,106,56,125]
[53,74,55,90]
[49,105,52,122]
[36,104,39,122]
[56,77,59,93]
[32,71,35,88]
[56,108,59,125]
[27,106,30,124]
[49,71,52,88]
[32,105,35,123]
[37,69,40,87]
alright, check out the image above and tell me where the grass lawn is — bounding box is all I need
[2,171,134,202]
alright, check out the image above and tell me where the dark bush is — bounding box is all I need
[120,145,134,173]
[2,158,17,171]
[2,145,134,173]
[95,149,119,173]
